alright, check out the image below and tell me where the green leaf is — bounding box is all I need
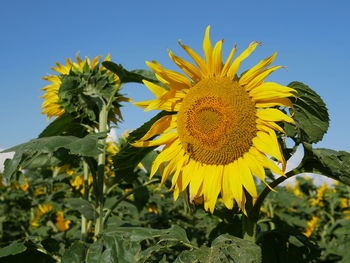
[113,111,173,180]
[0,241,27,258]
[39,113,87,138]
[175,234,261,263]
[68,198,95,221]
[2,133,105,181]
[287,81,329,143]
[301,143,350,185]
[257,230,320,263]
[62,241,87,263]
[101,225,192,262]
[102,235,141,263]
[85,240,104,263]
[102,61,161,85]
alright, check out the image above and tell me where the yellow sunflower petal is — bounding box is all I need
[239,52,277,86]
[227,41,261,79]
[257,108,294,123]
[221,44,237,77]
[244,66,284,91]
[131,132,178,147]
[211,40,223,76]
[168,49,202,82]
[253,131,284,163]
[178,41,209,75]
[146,61,192,90]
[143,80,167,98]
[203,25,213,64]
[238,157,257,198]
[221,163,234,209]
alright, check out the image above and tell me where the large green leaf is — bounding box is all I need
[39,113,87,138]
[102,61,161,85]
[68,198,95,221]
[257,230,320,263]
[0,241,27,258]
[300,143,350,185]
[175,234,261,263]
[85,241,104,263]
[287,81,329,144]
[99,225,192,262]
[2,133,105,181]
[113,111,174,180]
[62,241,87,263]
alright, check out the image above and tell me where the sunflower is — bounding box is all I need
[133,26,295,213]
[41,54,126,120]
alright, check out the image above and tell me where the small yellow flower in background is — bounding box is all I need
[286,181,304,197]
[304,216,319,237]
[70,175,93,194]
[31,204,54,228]
[340,198,350,219]
[55,211,71,231]
[14,179,29,192]
[133,26,296,213]
[147,204,159,214]
[34,186,46,196]
[310,183,328,206]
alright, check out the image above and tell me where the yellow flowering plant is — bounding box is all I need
[1,27,350,262]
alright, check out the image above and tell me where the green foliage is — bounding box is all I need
[301,143,350,185]
[2,133,105,182]
[175,234,261,263]
[0,241,26,258]
[102,61,161,85]
[2,52,349,263]
[287,81,329,144]
[113,111,174,181]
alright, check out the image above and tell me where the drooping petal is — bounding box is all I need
[143,80,168,98]
[257,108,294,123]
[131,132,178,147]
[168,49,202,82]
[178,41,209,75]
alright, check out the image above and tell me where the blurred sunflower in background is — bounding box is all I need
[133,26,296,213]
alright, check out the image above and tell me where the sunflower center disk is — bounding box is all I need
[177,77,257,165]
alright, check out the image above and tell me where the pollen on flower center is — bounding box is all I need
[177,77,257,165]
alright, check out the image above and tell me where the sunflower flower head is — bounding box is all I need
[133,26,296,213]
[310,183,328,206]
[41,54,128,124]
[303,216,319,237]
[55,211,71,231]
[31,204,54,228]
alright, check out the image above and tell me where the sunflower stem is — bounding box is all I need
[242,214,257,242]
[81,160,89,241]
[94,104,108,237]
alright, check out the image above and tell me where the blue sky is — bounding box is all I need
[1,0,349,151]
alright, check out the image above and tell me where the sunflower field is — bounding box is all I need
[1,27,350,263]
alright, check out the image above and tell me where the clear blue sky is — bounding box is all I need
[1,0,349,151]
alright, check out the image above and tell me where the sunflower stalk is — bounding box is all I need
[81,160,89,241]
[94,104,108,237]
[242,191,258,242]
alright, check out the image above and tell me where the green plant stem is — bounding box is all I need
[81,161,89,240]
[242,214,257,242]
[94,104,108,237]
[103,179,159,228]
[251,169,300,219]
